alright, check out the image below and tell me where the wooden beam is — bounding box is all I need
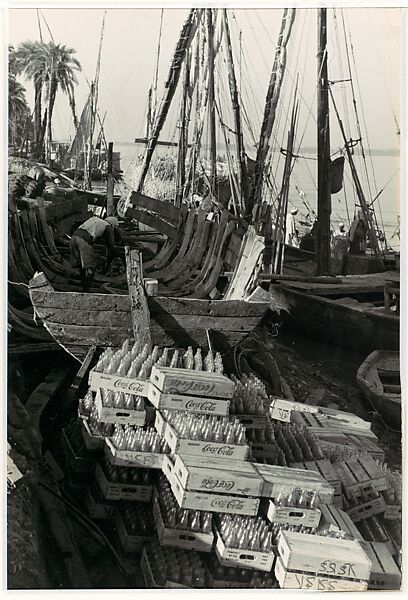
[106,141,114,216]
[125,246,151,346]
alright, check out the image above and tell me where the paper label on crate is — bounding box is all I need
[89,370,149,396]
[275,557,368,591]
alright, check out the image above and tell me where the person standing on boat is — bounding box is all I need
[285,208,299,247]
[70,216,119,292]
[348,210,367,254]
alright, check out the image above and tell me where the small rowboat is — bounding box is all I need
[356,350,401,430]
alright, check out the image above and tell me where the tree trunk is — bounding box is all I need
[45,78,58,164]
[33,77,42,156]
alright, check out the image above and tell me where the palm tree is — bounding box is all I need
[42,43,81,162]
[12,41,48,154]
[8,76,31,148]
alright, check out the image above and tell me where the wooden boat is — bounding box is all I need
[267,272,399,355]
[356,350,401,430]
[28,270,268,360]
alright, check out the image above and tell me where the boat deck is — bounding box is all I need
[279,271,399,297]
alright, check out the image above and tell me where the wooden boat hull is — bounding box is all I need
[29,272,268,360]
[270,282,399,355]
[356,350,401,429]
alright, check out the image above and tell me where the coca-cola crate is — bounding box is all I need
[214,529,275,572]
[94,389,146,425]
[78,397,92,419]
[290,459,341,496]
[115,508,155,554]
[269,398,318,423]
[148,384,229,416]
[104,437,164,470]
[140,548,190,589]
[206,570,250,588]
[152,496,213,552]
[95,462,152,502]
[345,495,387,523]
[275,556,368,591]
[88,369,149,396]
[232,414,267,430]
[267,500,321,528]
[84,485,114,520]
[333,454,390,498]
[361,542,401,590]
[255,463,334,504]
[80,417,105,451]
[156,413,249,460]
[293,411,376,438]
[343,434,385,461]
[383,504,402,520]
[277,530,371,581]
[318,505,364,541]
[163,457,260,516]
[171,454,263,496]
[61,427,96,475]
[150,365,234,399]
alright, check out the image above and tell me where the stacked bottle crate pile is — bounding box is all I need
[61,340,402,590]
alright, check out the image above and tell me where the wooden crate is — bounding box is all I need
[94,389,146,426]
[362,542,401,590]
[383,504,402,520]
[61,428,97,475]
[318,505,364,541]
[345,496,387,522]
[290,459,341,496]
[140,548,191,589]
[333,454,390,498]
[206,571,250,589]
[80,417,105,451]
[95,463,152,502]
[318,407,372,431]
[163,457,259,516]
[254,463,334,504]
[150,365,234,399]
[267,500,321,528]
[104,437,164,469]
[277,530,372,581]
[114,509,154,554]
[152,497,213,552]
[84,486,114,520]
[270,398,318,423]
[214,530,275,572]
[294,411,377,439]
[171,454,263,496]
[233,414,267,430]
[157,414,249,460]
[344,434,385,461]
[88,369,149,396]
[249,442,277,460]
[148,384,230,416]
[275,556,368,591]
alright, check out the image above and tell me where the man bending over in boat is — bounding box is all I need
[70,216,119,292]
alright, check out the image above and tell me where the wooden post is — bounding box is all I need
[106,142,114,216]
[317,8,331,275]
[125,247,151,346]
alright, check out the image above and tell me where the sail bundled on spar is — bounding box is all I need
[330,156,345,194]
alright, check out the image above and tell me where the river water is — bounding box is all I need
[115,142,400,251]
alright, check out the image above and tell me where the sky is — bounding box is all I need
[8,5,401,152]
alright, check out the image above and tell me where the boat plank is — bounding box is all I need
[126,207,177,239]
[127,190,180,224]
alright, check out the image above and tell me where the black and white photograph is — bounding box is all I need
[5,0,404,593]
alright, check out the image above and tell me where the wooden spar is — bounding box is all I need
[125,247,152,346]
[317,8,331,275]
[136,8,201,193]
[85,82,95,191]
[207,8,217,193]
[222,9,249,211]
[146,87,153,139]
[329,89,385,271]
[175,51,190,206]
[247,8,296,221]
[106,141,114,216]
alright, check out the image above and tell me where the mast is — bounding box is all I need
[317,8,331,275]
[136,8,200,193]
[175,51,191,206]
[222,9,249,211]
[85,82,95,190]
[247,8,296,221]
[207,9,217,194]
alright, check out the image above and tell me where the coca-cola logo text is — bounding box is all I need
[167,379,217,396]
[210,497,244,510]
[201,444,234,456]
[185,400,217,412]
[201,477,235,491]
[113,379,145,393]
